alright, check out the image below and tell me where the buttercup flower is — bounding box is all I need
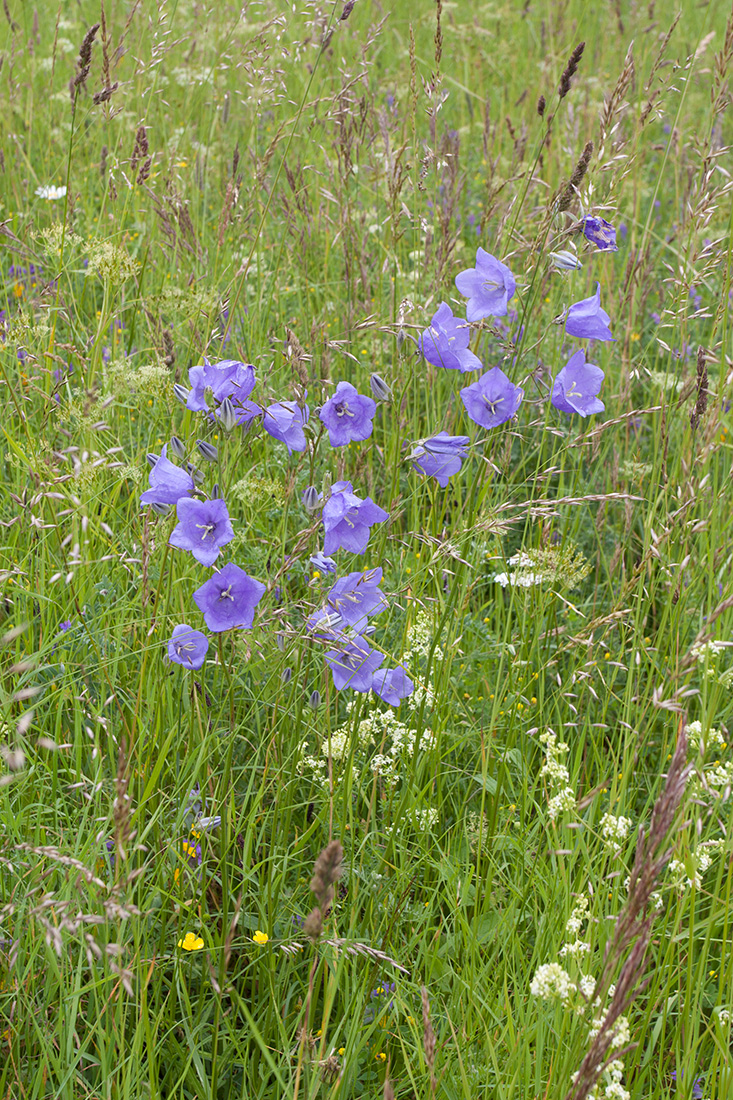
[455,248,517,321]
[322,481,389,555]
[371,667,414,705]
[551,349,605,417]
[187,358,256,413]
[167,625,209,670]
[263,399,310,453]
[169,497,235,566]
[326,567,387,630]
[178,932,204,951]
[252,930,270,945]
[141,444,195,508]
[325,635,385,692]
[410,432,470,487]
[193,563,266,632]
[418,303,482,372]
[565,282,614,341]
[460,367,524,430]
[319,381,377,447]
[583,216,618,252]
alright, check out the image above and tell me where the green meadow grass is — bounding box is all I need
[1,1,733,1097]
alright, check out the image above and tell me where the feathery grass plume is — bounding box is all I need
[2,0,17,32]
[434,0,443,67]
[690,346,709,432]
[558,41,585,98]
[73,23,100,94]
[303,839,343,941]
[384,1072,395,1100]
[130,126,150,184]
[421,985,437,1098]
[339,0,355,19]
[557,140,593,212]
[162,329,175,369]
[564,726,691,1100]
[537,93,546,116]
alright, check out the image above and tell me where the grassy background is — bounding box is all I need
[1,0,733,1097]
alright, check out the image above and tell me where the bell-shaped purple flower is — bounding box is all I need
[187,359,256,413]
[371,666,414,706]
[169,497,235,566]
[418,303,482,372]
[192,562,266,632]
[326,567,387,630]
[322,481,389,555]
[306,607,346,642]
[455,248,517,321]
[565,283,614,341]
[263,399,309,453]
[460,367,524,430]
[167,624,209,670]
[410,432,470,487]
[319,381,376,447]
[324,635,384,692]
[140,444,195,508]
[583,217,618,252]
[310,551,337,574]
[551,349,605,417]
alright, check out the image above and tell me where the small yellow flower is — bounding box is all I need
[178,932,203,951]
[375,1051,386,1062]
[252,930,269,946]
[338,1047,345,1055]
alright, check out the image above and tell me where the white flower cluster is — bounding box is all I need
[560,896,591,961]
[717,1008,731,1025]
[540,730,576,820]
[494,546,590,591]
[691,640,726,664]
[669,839,726,892]
[530,963,576,1005]
[600,813,633,856]
[686,720,726,754]
[404,612,442,661]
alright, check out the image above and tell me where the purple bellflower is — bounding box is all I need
[371,666,414,705]
[306,607,346,642]
[322,481,389,555]
[410,432,471,487]
[192,563,266,632]
[141,444,195,508]
[187,359,256,413]
[326,567,387,631]
[565,283,614,341]
[263,399,310,453]
[324,635,384,692]
[460,367,524,430]
[319,381,377,447]
[455,248,517,321]
[670,1071,703,1099]
[167,624,209,670]
[551,349,605,417]
[418,303,482,372]
[169,497,235,566]
[583,217,618,252]
[310,551,337,574]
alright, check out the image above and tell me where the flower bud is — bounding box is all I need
[370,373,392,402]
[309,690,321,710]
[281,667,292,684]
[549,249,583,271]
[150,501,171,515]
[146,452,160,468]
[196,439,218,462]
[211,483,221,499]
[186,463,205,485]
[276,632,286,653]
[302,485,320,514]
[169,435,186,460]
[173,383,191,406]
[218,397,238,433]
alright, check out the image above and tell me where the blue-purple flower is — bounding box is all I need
[215,398,262,429]
[167,624,209,669]
[410,432,470,487]
[371,667,414,705]
[455,248,517,321]
[187,359,256,413]
[319,381,377,447]
[306,607,346,641]
[551,349,605,417]
[322,481,389,555]
[324,635,384,692]
[460,367,524,430]
[310,551,337,574]
[670,1071,703,1099]
[169,497,235,566]
[263,399,310,453]
[192,563,266,632]
[565,283,614,341]
[583,216,618,252]
[326,568,387,631]
[418,303,482,372]
[140,444,195,508]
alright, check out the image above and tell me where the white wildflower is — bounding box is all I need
[600,813,633,855]
[548,788,576,821]
[35,184,67,201]
[530,963,575,1004]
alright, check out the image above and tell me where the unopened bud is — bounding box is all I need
[218,397,238,432]
[173,383,191,406]
[370,372,392,402]
[276,632,286,653]
[186,463,205,485]
[146,452,160,468]
[302,485,320,514]
[169,435,186,460]
[549,249,583,272]
[309,690,321,710]
[211,483,221,499]
[150,502,171,515]
[196,439,218,462]
[396,328,406,353]
[281,667,292,684]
